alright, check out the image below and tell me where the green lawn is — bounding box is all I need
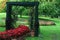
[0,13,60,40]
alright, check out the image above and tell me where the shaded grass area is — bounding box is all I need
[0,13,60,40]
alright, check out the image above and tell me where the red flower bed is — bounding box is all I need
[0,25,30,39]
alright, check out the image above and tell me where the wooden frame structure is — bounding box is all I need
[6,2,39,36]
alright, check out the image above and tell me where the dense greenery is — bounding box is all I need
[39,0,60,18]
[0,0,60,18]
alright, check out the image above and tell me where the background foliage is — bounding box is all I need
[0,0,60,18]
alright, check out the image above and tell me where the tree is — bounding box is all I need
[38,0,60,18]
[0,0,7,12]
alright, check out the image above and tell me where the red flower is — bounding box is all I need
[0,32,7,39]
[0,25,30,39]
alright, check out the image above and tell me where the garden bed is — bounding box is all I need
[0,25,30,40]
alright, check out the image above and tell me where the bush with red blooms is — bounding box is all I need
[0,25,30,39]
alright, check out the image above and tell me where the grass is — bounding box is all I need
[0,13,60,40]
[40,17,60,40]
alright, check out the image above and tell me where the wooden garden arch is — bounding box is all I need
[6,2,39,36]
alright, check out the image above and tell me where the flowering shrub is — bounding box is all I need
[0,25,30,39]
